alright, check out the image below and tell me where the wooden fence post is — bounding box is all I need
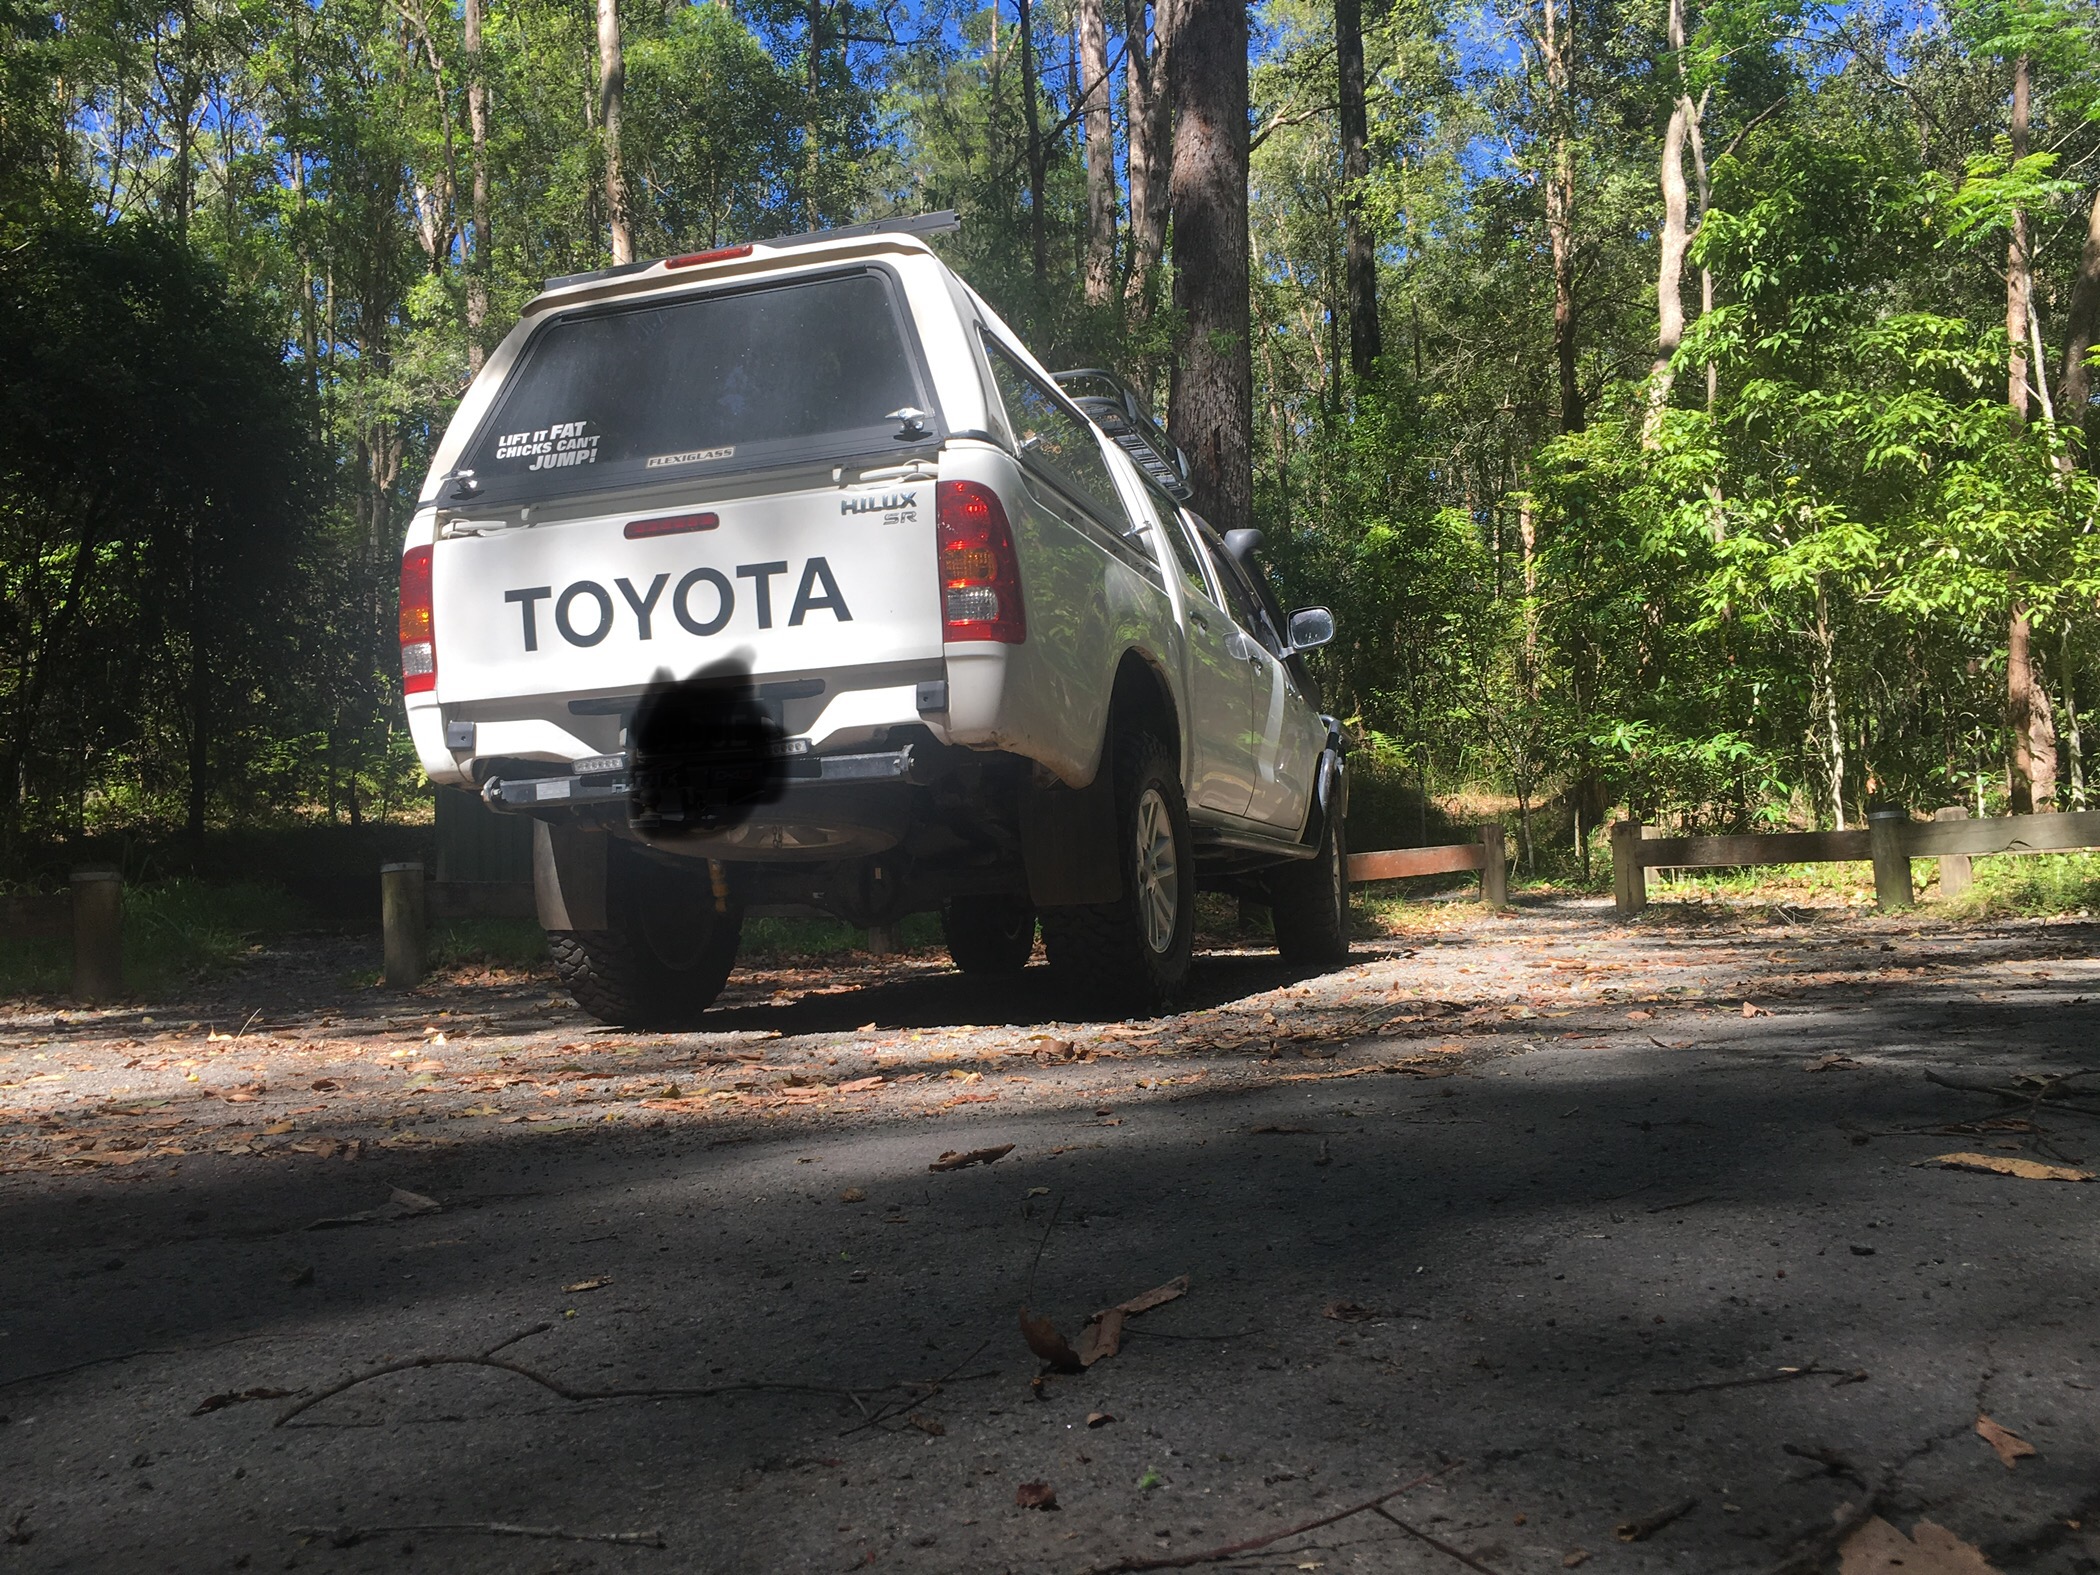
[1867,811,1914,910]
[70,869,123,1002]
[1933,805,1973,897]
[381,861,426,988]
[1478,823,1508,909]
[1610,820,1646,918]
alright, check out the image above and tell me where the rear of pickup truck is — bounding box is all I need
[399,230,1193,1023]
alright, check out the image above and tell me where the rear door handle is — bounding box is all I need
[1189,609,1210,631]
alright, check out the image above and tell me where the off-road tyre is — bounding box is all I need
[548,846,741,1027]
[1040,731,1194,1015]
[942,895,1037,975]
[1269,799,1349,968]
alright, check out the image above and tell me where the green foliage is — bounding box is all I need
[0,879,307,997]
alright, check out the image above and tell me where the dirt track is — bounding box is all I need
[2,897,2097,1573]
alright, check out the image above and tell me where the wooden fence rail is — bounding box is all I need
[1347,823,1509,909]
[1611,806,2100,916]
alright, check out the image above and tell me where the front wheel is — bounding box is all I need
[942,895,1037,975]
[548,846,741,1027]
[1041,732,1194,1014]
[1269,800,1349,968]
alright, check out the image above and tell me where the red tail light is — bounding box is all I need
[399,545,436,694]
[936,481,1025,644]
[666,244,753,269]
[624,511,719,539]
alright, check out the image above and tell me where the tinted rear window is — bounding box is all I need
[460,269,933,501]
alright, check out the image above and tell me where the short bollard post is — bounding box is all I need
[1867,810,1914,910]
[381,862,427,988]
[70,869,123,1001]
[1478,822,1509,909]
[1934,805,1972,898]
[1610,820,1646,918]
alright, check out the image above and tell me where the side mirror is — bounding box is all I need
[1287,607,1335,653]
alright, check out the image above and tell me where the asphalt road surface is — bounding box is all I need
[2,896,2096,1573]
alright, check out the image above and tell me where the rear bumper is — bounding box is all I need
[480,745,924,812]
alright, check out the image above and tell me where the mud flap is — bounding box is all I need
[533,820,609,931]
[1021,754,1123,908]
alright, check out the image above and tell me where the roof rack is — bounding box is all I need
[1054,368,1192,501]
[543,210,962,292]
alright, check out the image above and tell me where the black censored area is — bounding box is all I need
[626,656,787,837]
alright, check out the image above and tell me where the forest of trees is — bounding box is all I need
[4,0,2099,874]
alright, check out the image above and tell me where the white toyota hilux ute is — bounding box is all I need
[400,213,1347,1022]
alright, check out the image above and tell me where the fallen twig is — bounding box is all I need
[1076,1468,1445,1573]
[1650,1364,1863,1396]
[1615,1496,1698,1541]
[292,1522,663,1549]
[1923,1069,2100,1118]
[275,1323,883,1426]
[1370,1503,1509,1571]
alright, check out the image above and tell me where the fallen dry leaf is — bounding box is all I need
[837,1076,884,1093]
[1020,1307,1084,1373]
[1113,1275,1190,1317]
[388,1187,442,1214]
[563,1277,609,1293]
[1324,1300,1377,1322]
[1838,1515,1997,1574]
[838,1187,867,1203]
[1077,1308,1126,1367]
[1562,1554,1590,1570]
[930,1143,1014,1172]
[1086,1411,1114,1428]
[262,1120,294,1135]
[1015,1482,1058,1510]
[1741,1001,1761,1017]
[1806,1053,1862,1072]
[1975,1416,2037,1468]
[905,1413,945,1437]
[1925,1152,2094,1183]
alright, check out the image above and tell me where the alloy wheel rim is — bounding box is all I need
[1134,786,1179,954]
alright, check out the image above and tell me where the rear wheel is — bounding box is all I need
[548,845,741,1027]
[1041,732,1193,1014]
[942,895,1037,974]
[1269,800,1349,968]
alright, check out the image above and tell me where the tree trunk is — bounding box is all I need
[2007,594,2059,812]
[1122,0,1172,317]
[2055,183,2100,467]
[1816,581,1845,831]
[803,0,821,228]
[464,0,492,374]
[597,0,631,263]
[1080,0,1117,306]
[1167,0,1253,535]
[2003,54,2058,812]
[1337,0,1379,377]
[2007,54,2030,424]
[1018,0,1048,293]
[1541,0,1580,432]
[1688,98,1715,408]
[1643,0,1691,445]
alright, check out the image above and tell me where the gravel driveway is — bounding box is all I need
[2,896,2096,1573]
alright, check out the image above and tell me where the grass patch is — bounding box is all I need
[0,879,308,999]
[1940,850,2100,918]
[738,912,945,963]
[428,917,551,973]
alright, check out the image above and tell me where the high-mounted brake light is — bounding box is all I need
[936,481,1025,644]
[624,512,719,539]
[666,244,753,269]
[399,545,436,695]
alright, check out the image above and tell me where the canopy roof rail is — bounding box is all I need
[544,211,962,292]
[1053,367,1192,501]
